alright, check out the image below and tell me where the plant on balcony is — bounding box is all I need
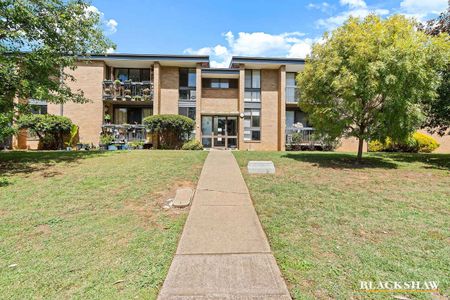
[104,114,111,124]
[114,80,121,90]
[16,114,74,150]
[132,96,142,101]
[144,114,194,149]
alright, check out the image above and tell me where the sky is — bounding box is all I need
[90,0,448,67]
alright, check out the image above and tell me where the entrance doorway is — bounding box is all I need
[201,116,238,149]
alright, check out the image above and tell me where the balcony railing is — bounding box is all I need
[101,124,147,143]
[286,87,300,104]
[102,80,153,101]
[286,127,323,147]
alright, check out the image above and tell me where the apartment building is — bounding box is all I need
[14,53,450,152]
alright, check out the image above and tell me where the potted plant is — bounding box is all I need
[114,79,121,90]
[65,124,78,151]
[99,134,114,150]
[104,114,111,124]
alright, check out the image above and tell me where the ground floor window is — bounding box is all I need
[243,108,261,141]
[113,107,152,124]
[179,107,196,120]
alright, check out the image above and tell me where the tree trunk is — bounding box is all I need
[356,137,364,164]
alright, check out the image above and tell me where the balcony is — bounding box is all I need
[286,127,324,150]
[102,80,153,101]
[101,124,148,143]
[286,87,300,104]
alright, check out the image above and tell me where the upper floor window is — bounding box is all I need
[28,99,47,114]
[114,68,150,82]
[179,68,196,101]
[244,70,261,102]
[286,72,299,103]
[245,70,260,89]
[202,78,238,89]
[179,68,196,88]
[286,73,297,87]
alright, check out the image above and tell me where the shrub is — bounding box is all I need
[182,140,203,150]
[144,114,194,149]
[413,132,439,153]
[16,114,74,150]
[368,132,439,153]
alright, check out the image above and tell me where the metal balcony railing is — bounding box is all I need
[101,124,147,143]
[285,127,322,146]
[102,80,153,101]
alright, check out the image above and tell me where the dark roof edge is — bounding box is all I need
[229,56,305,67]
[202,68,240,74]
[79,53,210,62]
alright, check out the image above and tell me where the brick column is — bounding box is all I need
[195,63,202,141]
[278,65,286,151]
[153,62,161,115]
[238,64,245,150]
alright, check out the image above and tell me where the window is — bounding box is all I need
[244,70,261,102]
[113,107,153,124]
[179,107,196,120]
[243,108,261,141]
[245,70,260,89]
[28,99,48,115]
[202,78,238,89]
[286,72,299,103]
[114,68,150,82]
[179,68,196,101]
[179,68,196,88]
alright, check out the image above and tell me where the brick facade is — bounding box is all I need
[15,54,450,153]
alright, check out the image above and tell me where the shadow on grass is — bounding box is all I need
[281,152,450,170]
[0,150,111,178]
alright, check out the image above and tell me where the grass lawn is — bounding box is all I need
[234,151,450,300]
[0,150,207,299]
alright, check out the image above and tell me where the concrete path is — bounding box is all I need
[158,150,291,300]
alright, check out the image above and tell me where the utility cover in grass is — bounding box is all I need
[173,188,194,208]
[247,161,275,174]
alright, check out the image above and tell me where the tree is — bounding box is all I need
[420,8,450,136]
[298,15,449,162]
[144,115,195,149]
[0,0,114,140]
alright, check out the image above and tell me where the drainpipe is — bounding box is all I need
[59,66,64,116]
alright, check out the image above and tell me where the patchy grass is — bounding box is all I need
[234,151,450,300]
[0,150,207,299]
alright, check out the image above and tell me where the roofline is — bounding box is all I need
[229,56,305,67]
[79,53,210,63]
[202,68,240,74]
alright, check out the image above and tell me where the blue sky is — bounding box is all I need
[90,0,448,67]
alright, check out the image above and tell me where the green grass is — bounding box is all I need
[0,150,207,299]
[233,151,450,300]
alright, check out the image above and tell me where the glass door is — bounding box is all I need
[201,116,238,149]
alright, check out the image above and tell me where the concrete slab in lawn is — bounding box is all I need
[248,161,275,174]
[176,204,271,255]
[158,253,291,300]
[173,188,194,208]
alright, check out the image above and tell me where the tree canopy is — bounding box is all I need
[0,0,114,114]
[420,9,450,136]
[298,14,450,162]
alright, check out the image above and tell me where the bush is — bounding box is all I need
[368,132,439,153]
[16,114,74,150]
[413,132,440,153]
[144,114,194,149]
[182,140,203,150]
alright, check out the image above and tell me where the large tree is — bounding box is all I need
[298,15,449,162]
[420,8,450,136]
[0,0,114,142]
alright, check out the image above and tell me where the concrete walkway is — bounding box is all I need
[158,151,291,299]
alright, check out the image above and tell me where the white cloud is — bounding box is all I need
[316,0,389,30]
[84,5,118,35]
[184,31,314,67]
[307,2,333,14]
[399,0,447,21]
[339,0,366,9]
[105,19,118,34]
[106,47,115,54]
